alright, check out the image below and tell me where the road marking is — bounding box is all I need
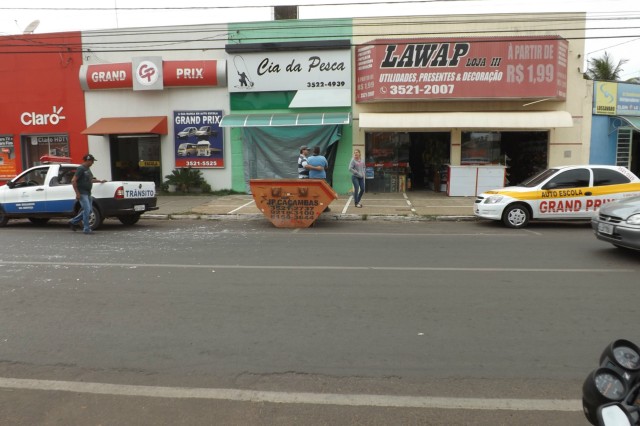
[0,377,581,411]
[0,260,632,273]
[227,200,255,214]
[342,196,354,214]
[402,192,417,214]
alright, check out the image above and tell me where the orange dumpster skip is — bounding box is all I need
[250,179,338,228]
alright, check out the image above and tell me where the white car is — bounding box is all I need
[474,165,640,228]
[195,126,212,137]
[177,127,197,139]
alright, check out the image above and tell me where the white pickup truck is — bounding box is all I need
[0,161,158,229]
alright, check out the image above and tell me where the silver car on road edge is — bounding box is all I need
[592,195,640,251]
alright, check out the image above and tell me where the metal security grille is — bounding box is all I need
[616,128,632,168]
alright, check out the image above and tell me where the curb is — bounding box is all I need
[142,213,478,222]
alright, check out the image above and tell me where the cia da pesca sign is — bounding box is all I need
[173,110,224,169]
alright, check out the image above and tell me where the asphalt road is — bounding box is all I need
[0,217,637,425]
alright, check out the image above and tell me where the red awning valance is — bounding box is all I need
[82,116,168,135]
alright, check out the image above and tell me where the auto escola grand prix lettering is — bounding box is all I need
[539,198,615,214]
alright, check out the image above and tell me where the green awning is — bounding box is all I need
[619,116,640,131]
[220,112,350,127]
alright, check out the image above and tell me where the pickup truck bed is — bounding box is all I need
[0,163,158,229]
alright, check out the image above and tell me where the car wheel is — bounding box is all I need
[118,214,141,226]
[502,204,530,228]
[28,218,50,226]
[88,205,103,230]
[0,208,8,227]
[77,204,102,230]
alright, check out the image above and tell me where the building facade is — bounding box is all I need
[1,12,593,196]
[590,81,640,177]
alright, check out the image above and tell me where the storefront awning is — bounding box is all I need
[618,116,640,131]
[358,111,573,130]
[82,116,168,135]
[220,112,350,127]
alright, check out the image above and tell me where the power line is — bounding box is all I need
[1,8,639,63]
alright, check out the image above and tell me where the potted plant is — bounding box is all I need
[164,167,206,193]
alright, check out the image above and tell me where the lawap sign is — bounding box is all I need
[356,36,568,102]
[79,59,226,91]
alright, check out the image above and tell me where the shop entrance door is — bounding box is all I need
[365,132,450,192]
[109,135,161,184]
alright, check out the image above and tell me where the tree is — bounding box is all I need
[585,51,629,81]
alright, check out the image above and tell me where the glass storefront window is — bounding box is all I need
[110,135,162,184]
[461,131,548,185]
[461,132,501,165]
[21,134,69,168]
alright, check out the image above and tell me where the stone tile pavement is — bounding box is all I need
[147,191,477,222]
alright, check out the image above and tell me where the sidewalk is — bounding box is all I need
[146,191,477,222]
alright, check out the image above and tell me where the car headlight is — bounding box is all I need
[626,214,640,225]
[484,195,505,204]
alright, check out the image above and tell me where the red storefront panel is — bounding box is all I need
[356,36,568,102]
[81,63,133,90]
[0,32,88,172]
[163,60,222,87]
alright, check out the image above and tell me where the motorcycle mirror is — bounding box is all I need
[598,403,633,426]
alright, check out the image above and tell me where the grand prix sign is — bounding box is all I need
[79,59,226,91]
[356,36,568,102]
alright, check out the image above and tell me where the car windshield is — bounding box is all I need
[517,168,559,187]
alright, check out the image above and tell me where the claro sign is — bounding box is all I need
[20,106,66,126]
[79,59,227,91]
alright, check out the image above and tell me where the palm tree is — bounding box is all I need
[585,51,629,81]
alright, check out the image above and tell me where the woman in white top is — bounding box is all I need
[348,149,365,208]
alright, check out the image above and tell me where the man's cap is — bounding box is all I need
[83,154,97,162]
[299,145,309,152]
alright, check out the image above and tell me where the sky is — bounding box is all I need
[1,0,639,80]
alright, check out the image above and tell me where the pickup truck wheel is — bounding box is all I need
[502,203,530,228]
[76,204,102,230]
[28,218,50,226]
[0,208,8,227]
[118,214,141,226]
[88,205,102,230]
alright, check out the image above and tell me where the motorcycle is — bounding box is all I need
[583,339,640,425]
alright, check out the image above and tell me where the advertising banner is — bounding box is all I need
[594,82,618,115]
[356,36,568,102]
[0,135,18,179]
[173,111,224,168]
[228,49,351,92]
[593,82,640,116]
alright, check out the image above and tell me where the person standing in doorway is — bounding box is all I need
[298,145,311,179]
[307,146,330,212]
[298,145,323,179]
[307,146,328,180]
[68,154,105,234]
[349,148,365,208]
